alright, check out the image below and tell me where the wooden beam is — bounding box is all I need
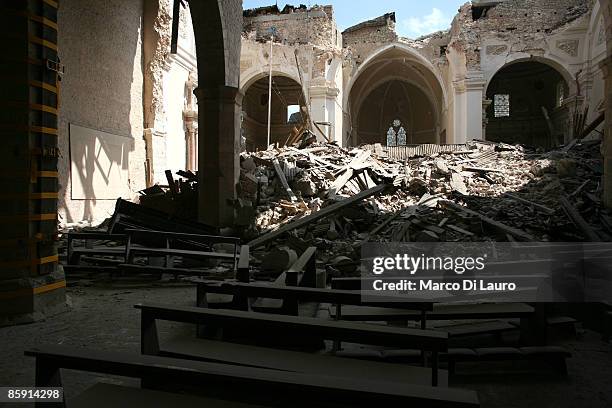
[581,111,605,139]
[505,193,555,215]
[440,200,536,241]
[560,197,602,242]
[273,159,298,202]
[248,184,387,248]
[165,170,178,196]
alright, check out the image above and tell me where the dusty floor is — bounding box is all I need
[1,281,611,408]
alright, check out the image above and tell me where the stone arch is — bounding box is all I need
[353,75,440,127]
[344,43,448,111]
[240,69,303,96]
[344,43,446,146]
[485,59,572,148]
[241,74,307,151]
[189,1,226,88]
[187,0,243,227]
[484,55,576,97]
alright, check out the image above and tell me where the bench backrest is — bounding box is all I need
[135,303,447,353]
[126,228,240,246]
[67,233,128,264]
[200,281,433,312]
[26,345,479,408]
[124,229,246,274]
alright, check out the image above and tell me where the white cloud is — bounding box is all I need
[401,8,449,38]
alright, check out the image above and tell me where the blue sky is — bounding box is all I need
[242,1,468,38]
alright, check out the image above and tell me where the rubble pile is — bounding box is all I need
[238,139,608,272]
[137,170,199,221]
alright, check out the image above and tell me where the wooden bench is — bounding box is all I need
[382,346,572,375]
[198,281,433,323]
[330,277,534,330]
[66,232,127,269]
[26,345,480,407]
[118,229,249,279]
[108,198,216,236]
[135,303,448,386]
[328,302,534,323]
[197,247,432,322]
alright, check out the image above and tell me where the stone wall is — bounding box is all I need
[56,0,611,225]
[243,5,339,49]
[451,0,591,70]
[143,1,198,185]
[341,13,401,67]
[57,0,146,226]
[343,13,398,47]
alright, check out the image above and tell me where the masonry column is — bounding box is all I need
[310,84,342,144]
[0,0,66,325]
[452,78,468,144]
[194,85,241,227]
[601,55,612,208]
[465,71,486,142]
[453,71,486,143]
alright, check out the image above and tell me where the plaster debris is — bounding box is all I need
[233,138,607,273]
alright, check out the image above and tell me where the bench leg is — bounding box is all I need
[521,304,547,345]
[431,351,439,387]
[196,285,208,308]
[141,311,160,356]
[35,358,64,408]
[448,358,456,375]
[196,285,209,336]
[332,303,342,352]
[549,357,568,376]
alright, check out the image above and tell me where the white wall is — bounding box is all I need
[151,6,198,184]
[58,0,146,226]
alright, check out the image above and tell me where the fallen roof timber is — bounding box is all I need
[248,184,388,248]
[440,200,536,242]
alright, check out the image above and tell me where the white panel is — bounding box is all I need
[69,123,132,200]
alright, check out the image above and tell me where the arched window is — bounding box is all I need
[387,119,407,147]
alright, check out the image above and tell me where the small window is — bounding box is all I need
[287,105,301,124]
[494,94,510,118]
[387,119,408,147]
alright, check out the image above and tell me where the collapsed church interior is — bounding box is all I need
[2,0,612,407]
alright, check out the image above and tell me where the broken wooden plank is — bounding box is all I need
[463,167,504,173]
[505,193,555,215]
[446,224,475,237]
[176,170,198,182]
[560,196,602,242]
[165,170,179,196]
[248,184,387,248]
[328,151,372,198]
[327,168,355,198]
[580,111,605,140]
[362,205,416,242]
[440,200,536,241]
[569,180,590,198]
[392,222,412,242]
[273,158,298,203]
